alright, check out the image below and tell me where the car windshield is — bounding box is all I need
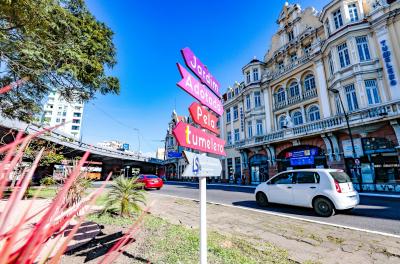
[146,175,159,179]
[330,171,351,183]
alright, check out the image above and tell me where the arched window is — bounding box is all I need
[276,87,286,103]
[289,81,300,97]
[278,115,286,129]
[292,111,303,126]
[308,105,320,122]
[304,74,316,91]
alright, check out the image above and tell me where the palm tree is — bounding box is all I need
[103,176,146,217]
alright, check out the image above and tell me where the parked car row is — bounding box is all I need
[255,169,359,217]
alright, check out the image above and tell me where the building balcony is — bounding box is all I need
[237,100,400,149]
[273,88,318,111]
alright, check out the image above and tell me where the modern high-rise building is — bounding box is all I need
[221,0,400,193]
[41,90,84,139]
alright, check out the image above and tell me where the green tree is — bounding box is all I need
[103,176,146,217]
[0,0,120,121]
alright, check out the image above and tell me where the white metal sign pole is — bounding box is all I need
[199,175,207,264]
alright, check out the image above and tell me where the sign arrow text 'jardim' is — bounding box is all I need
[181,47,221,98]
[172,121,226,156]
[176,63,223,116]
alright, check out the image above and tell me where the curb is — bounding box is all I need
[151,192,400,239]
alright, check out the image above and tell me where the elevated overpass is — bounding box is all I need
[0,118,164,178]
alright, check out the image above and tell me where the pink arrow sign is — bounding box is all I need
[177,63,223,116]
[181,47,221,98]
[189,102,220,135]
[172,122,226,156]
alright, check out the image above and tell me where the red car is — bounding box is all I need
[138,174,163,190]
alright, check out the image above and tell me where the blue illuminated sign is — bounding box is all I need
[168,151,182,158]
[380,40,397,87]
[290,156,315,166]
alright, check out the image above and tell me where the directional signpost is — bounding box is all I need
[174,47,225,264]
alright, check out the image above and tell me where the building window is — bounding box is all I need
[235,86,239,95]
[290,53,297,62]
[227,132,232,145]
[289,81,300,97]
[256,120,263,135]
[292,111,303,126]
[278,61,284,70]
[333,9,344,29]
[234,129,240,142]
[338,42,351,68]
[246,94,251,109]
[72,119,80,124]
[71,125,80,131]
[226,109,231,123]
[335,94,342,114]
[365,79,381,105]
[233,106,239,120]
[247,121,253,137]
[279,115,286,129]
[348,3,359,22]
[308,106,321,122]
[56,118,60,123]
[328,52,335,75]
[276,87,286,103]
[345,84,359,112]
[304,74,316,91]
[246,71,251,83]
[325,19,331,36]
[254,91,261,107]
[253,68,259,81]
[288,30,294,42]
[356,36,371,62]
[304,44,312,54]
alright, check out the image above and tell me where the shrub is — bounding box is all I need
[103,176,146,217]
[40,176,56,186]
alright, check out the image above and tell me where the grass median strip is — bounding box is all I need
[87,212,295,264]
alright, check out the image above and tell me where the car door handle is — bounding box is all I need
[287,186,292,189]
[309,186,316,189]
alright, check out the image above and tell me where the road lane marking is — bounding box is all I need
[165,182,400,198]
[152,192,400,239]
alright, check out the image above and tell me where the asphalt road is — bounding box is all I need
[154,181,400,236]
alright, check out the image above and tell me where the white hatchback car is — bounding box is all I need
[255,169,359,217]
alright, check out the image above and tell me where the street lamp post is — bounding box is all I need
[329,88,362,191]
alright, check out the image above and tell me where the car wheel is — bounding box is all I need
[256,192,268,207]
[313,197,335,217]
[157,187,161,190]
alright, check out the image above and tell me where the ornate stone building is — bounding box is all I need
[221,0,400,193]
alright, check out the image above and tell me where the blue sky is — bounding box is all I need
[82,0,326,155]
